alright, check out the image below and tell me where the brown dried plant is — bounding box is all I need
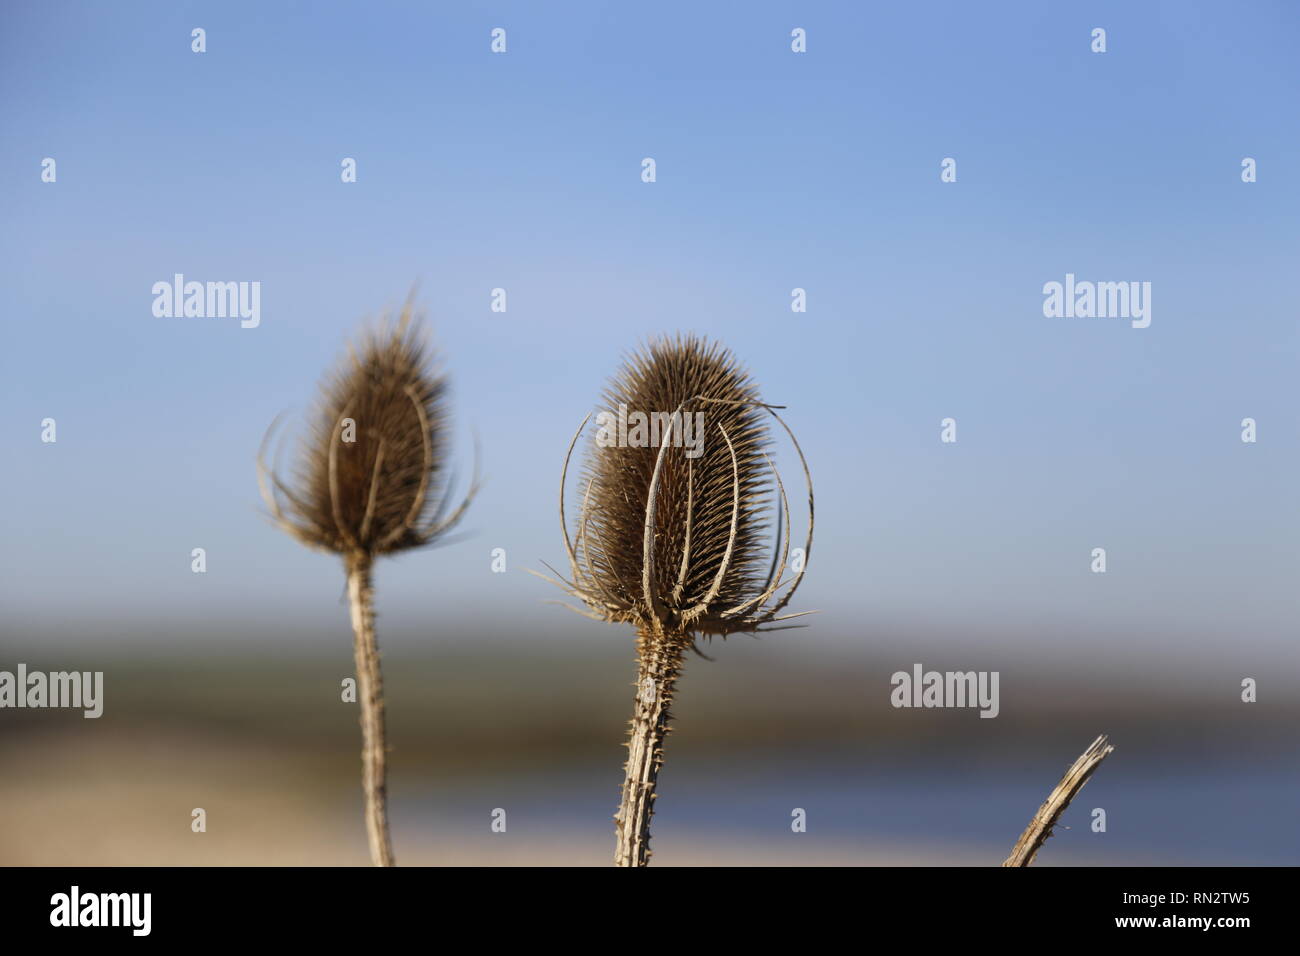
[534,334,814,866]
[257,304,479,866]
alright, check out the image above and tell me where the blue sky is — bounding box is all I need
[1,1,1297,670]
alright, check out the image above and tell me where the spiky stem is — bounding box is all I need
[346,553,395,867]
[614,628,688,867]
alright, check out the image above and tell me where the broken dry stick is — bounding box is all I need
[1002,734,1114,867]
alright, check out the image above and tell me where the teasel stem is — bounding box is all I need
[346,552,394,867]
[615,627,689,867]
[1002,734,1113,867]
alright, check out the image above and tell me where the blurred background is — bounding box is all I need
[1,0,1297,865]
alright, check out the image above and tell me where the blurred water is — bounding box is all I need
[396,751,1300,865]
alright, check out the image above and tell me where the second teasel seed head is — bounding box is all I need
[258,304,480,564]
[542,333,814,638]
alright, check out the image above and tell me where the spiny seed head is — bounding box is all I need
[259,305,477,562]
[548,334,813,638]
[584,336,769,621]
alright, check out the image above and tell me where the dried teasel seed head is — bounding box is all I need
[542,333,814,638]
[258,304,479,563]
